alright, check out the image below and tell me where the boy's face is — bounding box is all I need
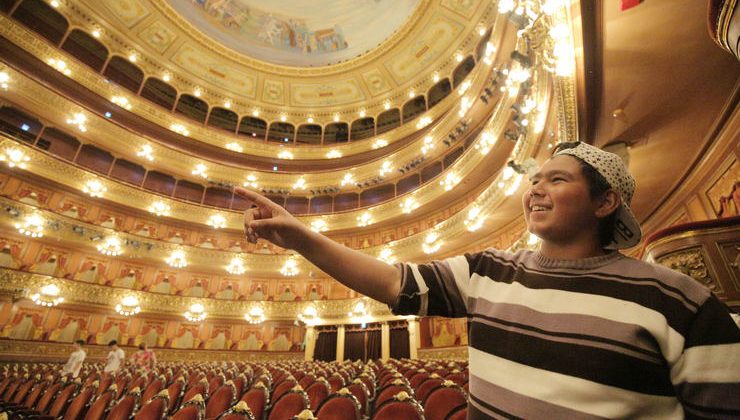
[522,155,601,244]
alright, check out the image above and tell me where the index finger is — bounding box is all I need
[235,186,276,208]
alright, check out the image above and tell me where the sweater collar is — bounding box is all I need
[533,250,624,270]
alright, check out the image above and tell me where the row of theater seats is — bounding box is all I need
[0,358,469,419]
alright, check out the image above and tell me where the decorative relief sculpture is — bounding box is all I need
[656,247,722,293]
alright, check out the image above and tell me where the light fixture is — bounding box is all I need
[47,58,71,75]
[464,206,484,232]
[379,160,393,177]
[193,88,201,97]
[528,232,540,245]
[245,306,265,324]
[15,214,44,238]
[278,150,294,160]
[111,96,132,110]
[432,73,440,83]
[224,100,232,109]
[91,29,101,38]
[207,214,227,229]
[422,231,442,254]
[226,257,246,275]
[50,0,59,8]
[473,131,496,155]
[243,174,259,189]
[457,80,472,95]
[416,116,432,129]
[184,303,207,322]
[440,172,460,191]
[137,144,154,161]
[298,305,318,324]
[280,257,299,277]
[326,150,342,159]
[162,72,171,82]
[148,201,171,217]
[421,136,435,155]
[165,249,188,268]
[333,114,340,122]
[280,114,287,122]
[31,284,64,307]
[384,101,391,110]
[459,96,473,117]
[400,197,418,214]
[292,176,307,190]
[307,117,314,123]
[115,296,141,316]
[128,53,137,63]
[83,179,107,197]
[378,248,396,264]
[340,173,355,187]
[66,113,87,132]
[226,142,243,152]
[348,300,368,318]
[408,91,415,98]
[356,212,373,227]
[498,0,516,14]
[504,174,524,196]
[310,219,328,232]
[252,109,260,117]
[455,53,464,62]
[97,236,122,256]
[0,148,30,169]
[192,163,208,178]
[170,124,189,136]
[359,110,366,118]
[0,71,9,90]
[372,139,388,149]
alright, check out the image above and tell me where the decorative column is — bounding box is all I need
[304,325,317,361]
[336,324,345,362]
[407,319,420,359]
[381,322,390,361]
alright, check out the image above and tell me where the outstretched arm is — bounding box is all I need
[236,187,400,305]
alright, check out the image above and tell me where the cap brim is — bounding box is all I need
[606,204,642,250]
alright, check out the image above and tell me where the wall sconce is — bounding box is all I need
[245,306,265,324]
[184,303,207,322]
[115,296,141,316]
[31,284,64,307]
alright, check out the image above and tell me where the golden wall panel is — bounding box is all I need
[291,79,366,107]
[100,0,151,28]
[170,44,258,99]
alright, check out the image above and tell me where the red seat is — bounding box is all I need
[267,389,309,420]
[84,386,117,420]
[414,378,443,404]
[297,375,315,391]
[34,381,63,413]
[446,405,467,420]
[10,375,36,405]
[346,381,370,416]
[422,383,467,420]
[107,387,142,420]
[374,383,413,411]
[315,389,361,420]
[182,380,209,405]
[327,374,345,393]
[21,378,48,409]
[47,381,81,418]
[134,390,169,420]
[142,376,166,403]
[217,400,256,420]
[96,374,114,396]
[166,378,187,415]
[305,379,330,413]
[372,392,424,420]
[171,394,205,420]
[241,384,269,420]
[205,381,236,419]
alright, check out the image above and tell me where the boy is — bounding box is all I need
[237,142,740,418]
[61,339,86,378]
[104,339,125,373]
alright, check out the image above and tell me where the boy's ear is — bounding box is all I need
[595,190,621,218]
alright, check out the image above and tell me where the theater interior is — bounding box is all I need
[0,0,737,419]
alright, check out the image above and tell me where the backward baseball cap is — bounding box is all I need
[553,142,642,249]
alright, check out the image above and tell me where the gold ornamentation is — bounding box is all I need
[656,247,722,293]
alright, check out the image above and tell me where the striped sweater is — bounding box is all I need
[391,249,740,419]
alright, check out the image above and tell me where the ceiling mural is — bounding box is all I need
[166,0,422,67]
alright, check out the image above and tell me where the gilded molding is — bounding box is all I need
[418,346,468,360]
[656,247,722,294]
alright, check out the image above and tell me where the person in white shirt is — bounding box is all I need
[104,340,125,373]
[61,340,86,378]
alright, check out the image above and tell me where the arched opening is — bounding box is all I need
[174,94,209,123]
[402,96,427,122]
[427,79,452,108]
[12,0,68,45]
[452,56,476,87]
[60,29,108,72]
[141,78,177,110]
[350,117,375,141]
[324,122,349,144]
[376,109,401,135]
[103,56,144,94]
[207,107,238,133]
[267,122,295,144]
[296,124,322,145]
[238,116,267,140]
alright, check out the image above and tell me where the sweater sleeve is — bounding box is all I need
[671,294,740,418]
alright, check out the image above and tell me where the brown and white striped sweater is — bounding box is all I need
[391,249,740,419]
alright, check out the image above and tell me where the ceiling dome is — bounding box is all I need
[165,0,422,67]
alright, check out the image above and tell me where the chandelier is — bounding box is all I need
[422,231,442,255]
[97,237,122,256]
[0,147,30,169]
[30,284,64,307]
[115,296,141,316]
[165,249,188,268]
[348,300,367,318]
[280,257,299,277]
[244,306,265,324]
[83,179,107,198]
[184,303,207,322]
[15,213,44,238]
[226,257,246,275]
[298,305,318,324]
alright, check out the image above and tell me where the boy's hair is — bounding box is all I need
[108,340,118,346]
[74,339,85,346]
[552,142,617,248]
